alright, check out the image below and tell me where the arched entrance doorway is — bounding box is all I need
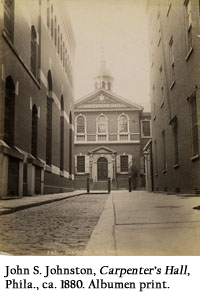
[97,157,108,181]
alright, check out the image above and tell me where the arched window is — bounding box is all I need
[31,26,37,77]
[118,114,129,141]
[46,71,53,165]
[60,96,64,171]
[4,76,15,146]
[97,114,108,141]
[4,0,14,42]
[31,105,38,157]
[102,81,105,89]
[75,115,86,141]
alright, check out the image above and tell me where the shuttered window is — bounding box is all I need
[120,155,128,172]
[4,0,14,42]
[77,156,85,173]
[142,120,151,137]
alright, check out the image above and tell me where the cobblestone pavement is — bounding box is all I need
[0,194,108,256]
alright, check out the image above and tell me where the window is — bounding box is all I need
[31,105,38,157]
[76,115,86,141]
[189,92,199,156]
[60,34,63,60]
[162,130,167,171]
[108,82,111,91]
[54,16,57,46]
[60,96,64,171]
[102,81,105,89]
[4,76,15,146]
[57,25,60,53]
[97,114,108,141]
[47,0,50,27]
[31,26,38,78]
[157,12,161,46]
[120,155,128,172]
[4,0,14,42]
[184,0,193,55]
[141,120,151,137]
[51,5,53,38]
[46,71,53,166]
[118,114,129,141]
[171,116,179,165]
[77,156,85,173]
[169,37,175,87]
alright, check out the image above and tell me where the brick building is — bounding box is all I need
[0,0,75,198]
[146,0,200,194]
[74,60,151,190]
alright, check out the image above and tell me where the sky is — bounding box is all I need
[66,0,151,111]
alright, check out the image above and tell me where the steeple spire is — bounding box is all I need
[94,55,114,91]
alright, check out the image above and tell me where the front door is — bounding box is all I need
[97,157,108,181]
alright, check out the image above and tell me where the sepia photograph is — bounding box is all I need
[0,0,200,256]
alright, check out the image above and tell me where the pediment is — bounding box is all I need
[88,146,116,154]
[75,89,143,111]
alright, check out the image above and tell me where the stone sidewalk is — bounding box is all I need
[84,190,200,256]
[0,191,88,215]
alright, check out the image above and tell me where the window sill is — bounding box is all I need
[170,81,175,90]
[76,172,87,175]
[173,164,179,169]
[191,154,199,161]
[119,172,128,175]
[185,47,193,61]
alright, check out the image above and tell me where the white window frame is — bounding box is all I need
[75,114,87,142]
[118,113,130,141]
[96,113,108,141]
[141,120,151,138]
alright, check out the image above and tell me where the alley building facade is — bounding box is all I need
[74,61,151,190]
[0,0,75,198]
[146,0,200,194]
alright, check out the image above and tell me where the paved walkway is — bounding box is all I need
[84,190,200,256]
[0,191,89,215]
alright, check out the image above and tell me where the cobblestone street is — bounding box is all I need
[0,194,108,256]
